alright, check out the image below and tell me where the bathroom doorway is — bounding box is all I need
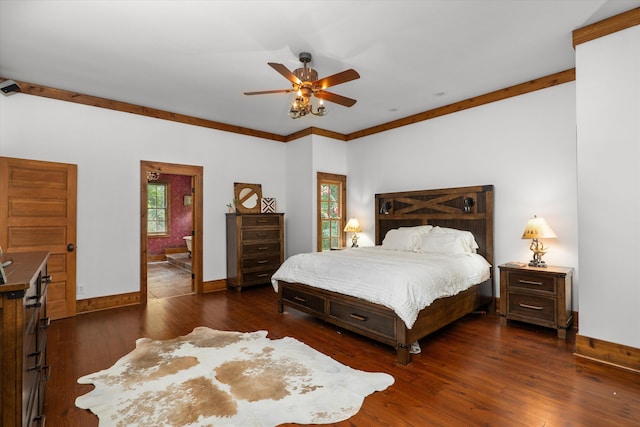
[140,161,203,304]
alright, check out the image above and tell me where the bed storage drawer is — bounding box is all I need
[329,300,396,339]
[281,286,325,315]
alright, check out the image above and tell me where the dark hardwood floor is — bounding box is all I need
[45,285,640,426]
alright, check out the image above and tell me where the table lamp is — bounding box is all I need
[521,215,557,267]
[344,218,362,248]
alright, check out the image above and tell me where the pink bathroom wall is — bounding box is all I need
[148,174,193,255]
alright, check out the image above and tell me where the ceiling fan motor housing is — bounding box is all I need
[294,67,318,83]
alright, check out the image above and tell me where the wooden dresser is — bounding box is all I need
[499,263,573,339]
[1,251,50,427]
[226,213,284,292]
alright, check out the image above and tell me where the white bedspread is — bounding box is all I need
[271,247,491,329]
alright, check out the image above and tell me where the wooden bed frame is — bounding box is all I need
[277,185,494,364]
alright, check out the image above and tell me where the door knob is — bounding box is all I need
[67,243,75,252]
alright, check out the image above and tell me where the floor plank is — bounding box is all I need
[45,285,640,426]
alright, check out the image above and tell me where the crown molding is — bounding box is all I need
[2,69,575,144]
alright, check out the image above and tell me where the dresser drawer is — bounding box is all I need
[241,254,281,270]
[329,300,396,339]
[282,286,325,315]
[508,292,556,324]
[242,228,280,241]
[508,271,556,293]
[242,215,281,227]
[242,242,280,255]
[241,268,279,285]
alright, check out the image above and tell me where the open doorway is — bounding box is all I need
[140,161,203,304]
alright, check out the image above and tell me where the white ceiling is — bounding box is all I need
[1,0,639,137]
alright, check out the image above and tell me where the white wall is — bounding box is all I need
[576,25,640,348]
[0,76,581,310]
[346,83,580,302]
[284,136,313,256]
[0,94,287,299]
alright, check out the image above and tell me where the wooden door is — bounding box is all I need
[0,157,77,319]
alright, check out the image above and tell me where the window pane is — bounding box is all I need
[330,220,339,237]
[320,201,329,218]
[330,237,339,248]
[322,220,330,238]
[320,184,329,201]
[329,184,338,201]
[329,202,339,218]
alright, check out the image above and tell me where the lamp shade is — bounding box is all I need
[521,216,557,239]
[343,218,362,233]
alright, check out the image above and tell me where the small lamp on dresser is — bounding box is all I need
[344,218,362,248]
[522,215,557,267]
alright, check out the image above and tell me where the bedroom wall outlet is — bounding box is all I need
[77,284,85,295]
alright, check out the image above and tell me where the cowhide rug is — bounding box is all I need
[75,327,394,426]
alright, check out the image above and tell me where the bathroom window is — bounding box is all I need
[148,182,169,236]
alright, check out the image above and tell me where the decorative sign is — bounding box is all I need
[261,198,276,213]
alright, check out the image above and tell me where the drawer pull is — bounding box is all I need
[349,313,369,322]
[257,246,269,251]
[257,220,268,223]
[519,303,544,311]
[26,302,42,309]
[256,233,267,237]
[518,280,543,286]
[294,296,307,304]
[257,260,269,264]
[257,273,269,278]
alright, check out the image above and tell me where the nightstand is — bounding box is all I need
[499,263,574,339]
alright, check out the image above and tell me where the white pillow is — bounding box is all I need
[401,225,433,235]
[416,233,469,254]
[382,228,420,251]
[430,226,479,253]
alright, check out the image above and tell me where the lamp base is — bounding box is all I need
[351,233,359,248]
[528,259,548,268]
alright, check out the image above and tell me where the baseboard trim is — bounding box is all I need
[203,279,226,293]
[76,291,140,314]
[575,334,640,373]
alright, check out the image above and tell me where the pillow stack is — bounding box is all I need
[382,225,478,254]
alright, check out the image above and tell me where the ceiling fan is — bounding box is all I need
[244,52,360,118]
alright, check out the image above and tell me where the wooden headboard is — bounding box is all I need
[375,185,494,267]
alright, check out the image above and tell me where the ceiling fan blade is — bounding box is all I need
[268,62,302,85]
[244,89,293,95]
[314,91,357,107]
[314,69,360,90]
